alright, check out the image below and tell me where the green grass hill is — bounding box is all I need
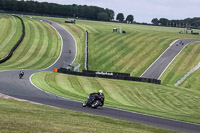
[0,15,61,70]
[0,14,22,59]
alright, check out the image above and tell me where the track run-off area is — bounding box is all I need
[1,16,200,133]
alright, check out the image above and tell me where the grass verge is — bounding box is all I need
[0,14,22,59]
[0,16,61,70]
[0,99,178,133]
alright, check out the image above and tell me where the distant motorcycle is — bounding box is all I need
[83,93,104,108]
[19,71,24,79]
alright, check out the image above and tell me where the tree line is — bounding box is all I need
[0,0,115,21]
[152,17,200,29]
[116,13,134,24]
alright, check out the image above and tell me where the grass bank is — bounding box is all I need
[32,71,200,124]
[0,14,22,59]
[0,16,61,70]
[0,99,177,133]
[180,66,200,90]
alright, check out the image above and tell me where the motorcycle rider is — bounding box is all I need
[98,90,104,106]
[19,69,24,79]
[87,90,104,106]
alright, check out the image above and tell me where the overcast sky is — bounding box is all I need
[36,0,200,23]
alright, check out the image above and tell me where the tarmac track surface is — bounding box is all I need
[141,39,200,79]
[0,19,200,133]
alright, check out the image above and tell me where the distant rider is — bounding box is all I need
[19,69,24,78]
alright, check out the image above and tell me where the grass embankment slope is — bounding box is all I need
[32,72,200,124]
[160,42,200,89]
[44,17,200,76]
[0,16,61,70]
[31,17,200,124]
[0,99,177,133]
[180,64,200,90]
[0,14,22,59]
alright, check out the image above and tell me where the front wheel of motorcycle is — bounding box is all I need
[82,102,87,107]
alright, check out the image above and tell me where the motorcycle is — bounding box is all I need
[19,72,24,79]
[83,93,104,108]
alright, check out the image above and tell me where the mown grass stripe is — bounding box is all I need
[16,19,41,68]
[105,33,156,72]
[38,22,60,68]
[95,33,136,59]
[0,17,9,45]
[0,17,14,50]
[0,16,18,58]
[94,32,147,66]
[22,20,47,68]
[9,19,38,68]
[94,34,134,66]
[144,89,167,111]
[101,33,155,72]
[23,20,57,69]
[1,17,33,68]
[94,34,123,57]
[0,16,23,60]
[80,23,100,33]
[0,17,61,70]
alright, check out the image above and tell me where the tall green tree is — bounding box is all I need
[97,12,109,21]
[105,8,114,20]
[126,15,134,23]
[0,0,115,21]
[159,18,169,26]
[116,13,124,22]
[151,18,159,25]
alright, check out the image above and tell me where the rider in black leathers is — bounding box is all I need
[19,69,24,79]
[87,90,104,106]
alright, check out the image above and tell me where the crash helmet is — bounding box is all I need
[98,90,103,94]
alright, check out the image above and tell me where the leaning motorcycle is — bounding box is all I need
[83,93,104,108]
[19,73,24,79]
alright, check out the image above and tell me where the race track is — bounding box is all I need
[141,39,200,79]
[1,19,200,133]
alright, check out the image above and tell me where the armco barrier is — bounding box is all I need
[57,68,161,85]
[84,30,89,70]
[0,15,25,63]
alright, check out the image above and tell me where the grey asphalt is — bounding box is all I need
[1,19,200,133]
[141,39,200,79]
